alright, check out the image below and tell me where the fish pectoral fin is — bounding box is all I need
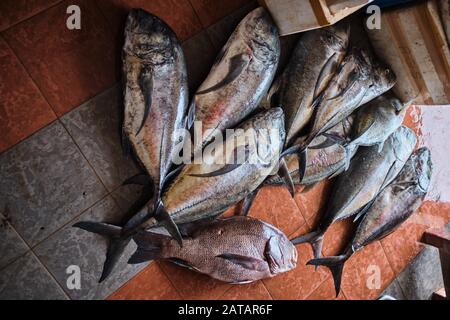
[309,132,346,149]
[278,158,295,197]
[136,68,153,135]
[327,70,359,101]
[153,202,183,247]
[168,258,200,272]
[314,53,339,98]
[189,144,250,178]
[353,199,375,222]
[196,53,250,95]
[297,148,307,184]
[216,253,267,272]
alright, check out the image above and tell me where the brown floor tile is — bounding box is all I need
[340,241,395,300]
[3,0,117,116]
[220,281,272,300]
[322,219,355,257]
[108,262,181,300]
[248,186,306,237]
[158,261,231,300]
[0,37,56,153]
[189,0,254,28]
[294,181,333,227]
[305,276,346,300]
[96,0,202,42]
[263,224,328,300]
[0,0,61,32]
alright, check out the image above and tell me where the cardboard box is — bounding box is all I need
[366,0,450,104]
[259,0,373,36]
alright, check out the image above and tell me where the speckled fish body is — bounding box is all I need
[122,9,188,196]
[269,23,349,146]
[130,216,297,283]
[307,148,432,296]
[189,7,280,154]
[143,108,285,228]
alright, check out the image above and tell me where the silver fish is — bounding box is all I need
[291,126,416,259]
[307,147,432,296]
[268,23,350,146]
[189,7,280,155]
[122,9,188,199]
[129,216,297,283]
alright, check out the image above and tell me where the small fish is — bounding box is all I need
[307,147,432,296]
[189,7,280,155]
[128,216,297,283]
[291,126,416,259]
[268,23,350,146]
[74,108,285,280]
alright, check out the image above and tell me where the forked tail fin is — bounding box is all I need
[73,221,130,283]
[307,254,350,297]
[290,229,325,260]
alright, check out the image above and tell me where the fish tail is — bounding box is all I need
[290,229,325,261]
[73,221,130,283]
[128,231,171,264]
[307,254,350,297]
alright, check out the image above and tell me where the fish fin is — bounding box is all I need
[290,229,324,260]
[307,255,349,296]
[309,138,339,150]
[121,126,131,156]
[128,231,170,264]
[73,221,129,282]
[377,141,384,153]
[189,144,249,177]
[327,70,358,101]
[216,253,267,272]
[314,53,339,98]
[168,258,199,272]
[122,173,153,186]
[186,102,196,130]
[153,202,183,247]
[311,91,324,109]
[353,199,375,222]
[297,148,307,184]
[122,201,154,232]
[266,76,282,108]
[196,53,249,95]
[162,165,184,188]
[241,188,260,216]
[177,218,217,237]
[136,68,153,135]
[278,158,295,197]
[310,133,346,149]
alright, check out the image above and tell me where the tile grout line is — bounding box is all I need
[378,240,409,299]
[156,262,186,300]
[0,0,65,33]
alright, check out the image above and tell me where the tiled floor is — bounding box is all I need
[1,0,449,300]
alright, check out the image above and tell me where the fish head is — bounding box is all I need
[413,147,433,193]
[123,9,174,64]
[322,22,350,52]
[265,233,298,275]
[370,60,396,95]
[390,125,417,163]
[244,8,279,59]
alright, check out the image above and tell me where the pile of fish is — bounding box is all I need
[74,7,432,293]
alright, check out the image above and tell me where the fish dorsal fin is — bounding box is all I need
[196,53,250,95]
[241,187,260,216]
[278,158,295,197]
[136,68,153,135]
[216,253,267,272]
[153,202,183,246]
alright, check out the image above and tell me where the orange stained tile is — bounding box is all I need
[221,204,239,218]
[340,241,395,300]
[294,180,333,227]
[108,263,182,300]
[96,0,203,42]
[0,0,61,32]
[158,261,231,300]
[3,0,117,116]
[189,0,254,28]
[321,219,355,257]
[0,36,56,153]
[263,224,329,300]
[220,281,272,300]
[305,276,346,300]
[381,201,450,275]
[248,186,306,237]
